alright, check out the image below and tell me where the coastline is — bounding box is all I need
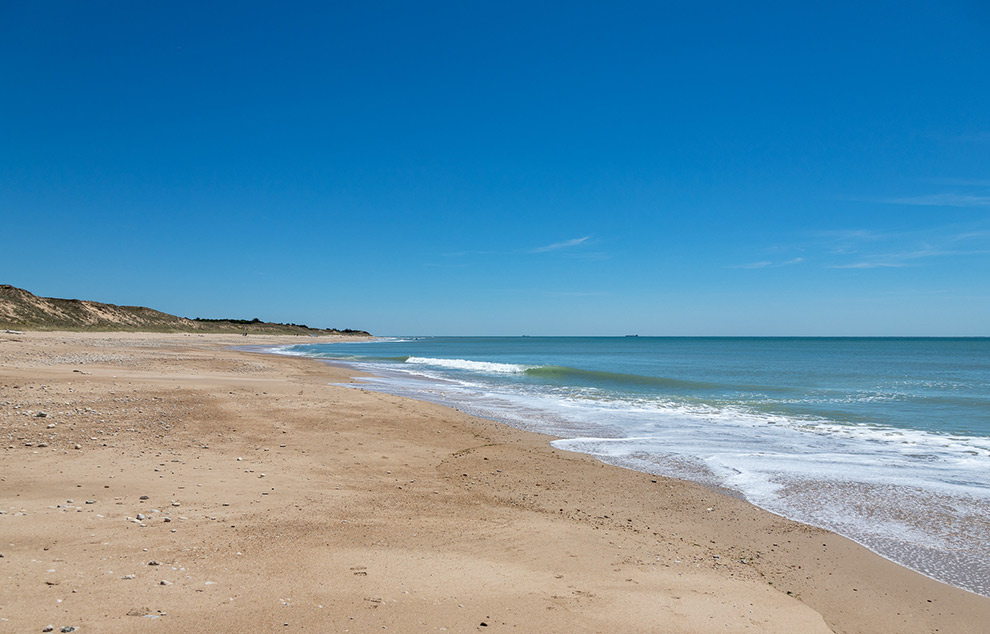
[2,332,988,633]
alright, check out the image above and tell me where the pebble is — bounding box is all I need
[121,574,136,580]
[139,495,149,500]
[61,628,76,633]
[74,444,82,450]
[85,500,95,505]
[43,626,54,632]
[136,513,146,520]
[35,412,47,418]
[160,580,171,585]
[148,561,161,566]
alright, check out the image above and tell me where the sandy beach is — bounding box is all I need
[2,332,988,633]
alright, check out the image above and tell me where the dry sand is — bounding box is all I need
[2,331,988,633]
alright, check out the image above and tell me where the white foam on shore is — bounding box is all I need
[404,356,534,374]
[318,359,990,596]
[235,344,313,357]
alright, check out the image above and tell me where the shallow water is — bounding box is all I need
[265,336,990,595]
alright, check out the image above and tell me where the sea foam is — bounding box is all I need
[260,336,990,596]
[404,356,534,374]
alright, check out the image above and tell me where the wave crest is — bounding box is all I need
[404,357,533,374]
[525,365,719,390]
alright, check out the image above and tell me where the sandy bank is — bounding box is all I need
[1,332,987,633]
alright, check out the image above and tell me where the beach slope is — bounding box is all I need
[1,332,987,633]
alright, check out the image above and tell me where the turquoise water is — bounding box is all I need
[267,336,990,595]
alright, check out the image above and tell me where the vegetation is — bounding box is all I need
[0,284,370,336]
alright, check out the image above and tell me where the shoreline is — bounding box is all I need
[2,331,988,632]
[262,339,990,598]
[265,338,990,597]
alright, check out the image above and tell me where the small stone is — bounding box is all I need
[35,412,47,418]
[43,626,54,632]
[163,517,171,523]
[139,495,149,500]
[74,444,82,450]
[136,513,145,520]
[85,500,96,505]
[160,580,171,585]
[60,628,76,633]
[148,561,161,566]
[121,574,136,580]
[47,423,56,428]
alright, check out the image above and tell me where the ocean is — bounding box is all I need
[264,336,990,596]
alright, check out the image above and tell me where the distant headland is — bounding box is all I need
[0,284,370,336]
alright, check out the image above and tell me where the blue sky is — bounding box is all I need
[2,1,988,335]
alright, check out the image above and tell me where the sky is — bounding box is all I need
[2,1,989,335]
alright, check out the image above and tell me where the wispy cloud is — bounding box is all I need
[880,193,990,208]
[741,219,989,273]
[730,258,804,270]
[831,261,907,269]
[531,236,591,253]
[927,178,990,188]
[828,246,990,269]
[861,176,990,208]
[816,229,897,242]
[545,290,609,297]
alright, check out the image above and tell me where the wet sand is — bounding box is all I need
[2,331,988,633]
